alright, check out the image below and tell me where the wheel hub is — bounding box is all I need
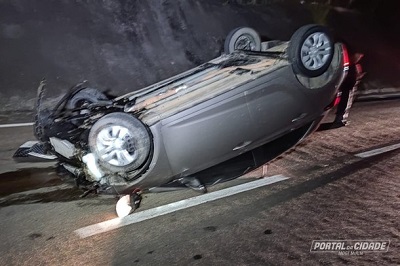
[96,125,136,167]
[235,34,256,51]
[114,139,124,149]
[300,32,331,70]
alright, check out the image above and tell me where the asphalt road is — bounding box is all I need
[0,99,399,265]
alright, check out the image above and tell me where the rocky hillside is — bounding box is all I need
[0,0,398,111]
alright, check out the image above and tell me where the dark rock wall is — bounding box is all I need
[0,0,311,111]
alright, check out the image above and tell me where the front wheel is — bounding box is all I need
[288,24,334,77]
[88,113,152,173]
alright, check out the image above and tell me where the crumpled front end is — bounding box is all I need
[14,80,150,194]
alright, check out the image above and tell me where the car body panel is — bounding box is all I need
[14,39,346,193]
[126,52,287,126]
[109,43,346,189]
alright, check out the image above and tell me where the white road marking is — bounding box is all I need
[74,175,289,239]
[355,143,400,158]
[0,122,34,128]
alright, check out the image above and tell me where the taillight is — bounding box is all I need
[342,44,350,68]
[323,43,348,111]
[333,92,341,107]
[325,91,341,110]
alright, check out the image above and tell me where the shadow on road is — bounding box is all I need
[194,147,400,228]
[256,147,399,210]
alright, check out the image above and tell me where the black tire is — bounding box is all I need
[288,24,334,77]
[66,88,109,110]
[224,27,261,54]
[88,113,151,173]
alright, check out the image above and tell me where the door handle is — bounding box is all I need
[233,141,252,151]
[292,112,307,123]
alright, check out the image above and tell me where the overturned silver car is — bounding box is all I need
[15,24,348,198]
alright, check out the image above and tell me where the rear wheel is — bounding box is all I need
[88,113,151,173]
[288,24,334,77]
[224,27,261,54]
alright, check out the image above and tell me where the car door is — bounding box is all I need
[244,73,309,145]
[161,90,256,176]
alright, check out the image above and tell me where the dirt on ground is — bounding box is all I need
[246,99,400,265]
